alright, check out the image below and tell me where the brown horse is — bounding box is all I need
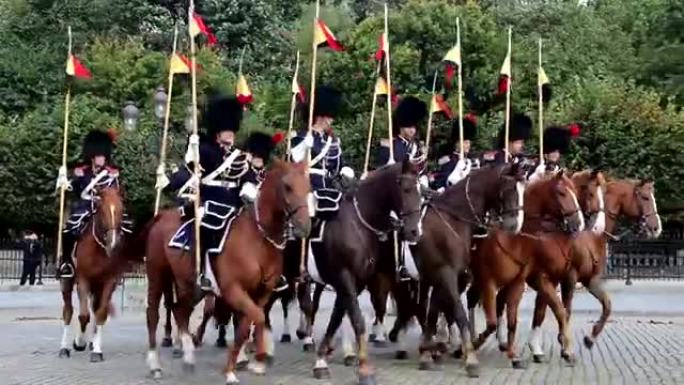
[130,160,310,380]
[469,171,585,368]
[526,175,662,361]
[58,187,128,362]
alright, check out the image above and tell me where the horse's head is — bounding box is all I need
[608,179,662,238]
[392,159,423,243]
[93,186,124,256]
[276,160,311,238]
[496,163,527,233]
[526,170,585,234]
[571,169,607,234]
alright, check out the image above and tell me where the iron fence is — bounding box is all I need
[605,239,684,282]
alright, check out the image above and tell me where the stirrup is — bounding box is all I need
[273,276,289,292]
[58,263,74,279]
[397,266,411,282]
[199,276,213,292]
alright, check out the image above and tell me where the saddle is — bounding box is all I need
[169,200,238,255]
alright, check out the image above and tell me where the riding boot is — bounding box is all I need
[197,227,213,293]
[58,233,76,279]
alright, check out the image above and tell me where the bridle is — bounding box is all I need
[252,182,309,251]
[91,194,123,254]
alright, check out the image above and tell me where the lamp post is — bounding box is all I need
[153,86,168,121]
[122,101,140,132]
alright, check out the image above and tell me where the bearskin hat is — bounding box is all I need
[313,85,343,119]
[81,130,114,163]
[544,124,580,154]
[245,132,276,160]
[451,114,477,142]
[393,96,428,131]
[203,95,243,138]
[497,112,532,148]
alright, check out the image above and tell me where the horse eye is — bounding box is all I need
[642,196,649,201]
[284,184,293,193]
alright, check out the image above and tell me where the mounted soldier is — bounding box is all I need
[373,96,428,281]
[483,112,532,166]
[432,113,480,190]
[528,123,581,183]
[57,130,120,278]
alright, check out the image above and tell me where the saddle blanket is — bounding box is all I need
[168,201,238,255]
[313,188,342,219]
[64,210,133,235]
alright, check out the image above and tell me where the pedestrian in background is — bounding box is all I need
[19,230,43,286]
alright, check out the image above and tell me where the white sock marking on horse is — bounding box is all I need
[651,193,663,237]
[396,327,407,352]
[529,326,544,356]
[60,325,70,349]
[248,361,266,375]
[92,325,103,353]
[515,181,525,234]
[449,323,460,346]
[341,316,355,357]
[225,371,239,384]
[591,187,606,234]
[436,314,449,344]
[264,328,275,356]
[181,332,195,364]
[147,350,161,371]
[236,343,249,364]
[314,358,328,369]
[298,312,307,333]
[567,187,585,231]
[372,321,386,342]
[303,336,314,346]
[75,329,86,348]
[496,317,506,346]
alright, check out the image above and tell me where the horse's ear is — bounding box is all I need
[555,168,565,179]
[639,177,654,186]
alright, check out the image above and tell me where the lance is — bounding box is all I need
[55,26,74,268]
[423,71,439,160]
[300,0,322,277]
[456,18,465,159]
[154,25,180,215]
[538,38,544,164]
[384,3,395,164]
[189,0,202,279]
[503,26,512,163]
[361,61,382,177]
[285,51,301,158]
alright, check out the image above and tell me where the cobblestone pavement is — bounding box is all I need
[2,288,684,385]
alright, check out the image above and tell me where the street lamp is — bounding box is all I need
[153,86,168,120]
[122,101,140,132]
[184,105,196,134]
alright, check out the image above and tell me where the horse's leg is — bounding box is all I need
[311,282,324,324]
[59,279,75,358]
[90,278,116,363]
[224,286,268,383]
[280,280,295,343]
[312,291,346,379]
[465,281,480,340]
[528,292,548,363]
[368,273,389,346]
[419,286,440,370]
[74,278,90,351]
[504,280,527,369]
[533,274,574,365]
[495,285,509,351]
[161,281,174,348]
[194,293,215,347]
[296,280,315,350]
[174,281,196,371]
[582,277,612,349]
[341,274,377,385]
[561,272,577,322]
[473,280,497,350]
[262,293,277,363]
[226,309,251,384]
[146,274,165,378]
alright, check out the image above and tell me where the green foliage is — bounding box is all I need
[0,0,682,231]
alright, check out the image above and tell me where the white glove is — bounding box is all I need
[447,158,471,186]
[290,134,314,162]
[528,163,547,183]
[184,134,200,164]
[360,171,369,180]
[340,166,355,180]
[55,166,71,191]
[307,192,316,218]
[155,164,169,190]
[239,182,258,203]
[418,175,429,189]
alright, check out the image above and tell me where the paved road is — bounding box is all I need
[2,282,684,385]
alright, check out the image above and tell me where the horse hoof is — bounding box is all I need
[88,342,94,351]
[432,353,444,365]
[313,367,331,379]
[303,343,315,352]
[418,360,434,371]
[394,350,408,360]
[465,363,480,378]
[343,355,358,367]
[236,360,249,371]
[182,362,195,373]
[435,342,448,354]
[358,373,377,385]
[583,336,595,349]
[161,337,173,348]
[89,352,104,363]
[368,333,377,343]
[511,359,528,370]
[498,343,507,352]
[452,347,463,359]
[388,329,398,343]
[216,338,227,348]
[172,348,183,359]
[562,352,577,367]
[280,334,292,343]
[58,348,70,358]
[192,334,201,347]
[73,341,86,352]
[151,369,163,380]
[296,329,307,340]
[373,340,387,348]
[533,354,545,363]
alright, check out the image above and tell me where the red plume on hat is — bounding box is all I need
[568,123,581,137]
[271,131,285,145]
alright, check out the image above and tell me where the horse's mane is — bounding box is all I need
[571,169,607,187]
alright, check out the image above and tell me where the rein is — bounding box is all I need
[353,196,389,241]
[253,191,287,250]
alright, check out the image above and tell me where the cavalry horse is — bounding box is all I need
[58,186,128,362]
[127,160,310,381]
[309,160,423,385]
[525,175,662,362]
[468,171,586,368]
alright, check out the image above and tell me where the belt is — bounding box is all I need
[309,169,327,176]
[202,180,238,188]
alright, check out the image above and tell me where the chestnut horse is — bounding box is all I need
[58,187,128,362]
[468,171,585,368]
[526,176,662,361]
[125,160,310,380]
